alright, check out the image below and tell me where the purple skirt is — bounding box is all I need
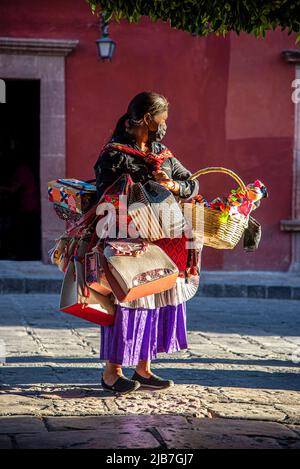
[100,302,188,366]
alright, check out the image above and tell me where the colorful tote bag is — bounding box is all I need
[48,178,97,222]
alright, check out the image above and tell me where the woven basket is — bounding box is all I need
[187,167,250,249]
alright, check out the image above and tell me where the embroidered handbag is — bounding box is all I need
[98,238,179,302]
[96,173,134,239]
[48,234,93,273]
[156,202,204,277]
[85,250,112,296]
[59,257,115,326]
[153,235,190,273]
[128,180,188,241]
[48,178,98,222]
[48,237,71,272]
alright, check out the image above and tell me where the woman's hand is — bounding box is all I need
[152,170,180,195]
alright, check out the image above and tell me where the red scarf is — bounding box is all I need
[99,142,174,171]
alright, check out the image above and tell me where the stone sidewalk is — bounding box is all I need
[0,260,299,299]
[0,294,300,449]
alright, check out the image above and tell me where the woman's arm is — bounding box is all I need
[170,156,199,199]
[94,149,127,200]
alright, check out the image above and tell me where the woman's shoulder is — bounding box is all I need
[94,140,127,171]
[95,135,174,167]
[153,141,168,152]
[156,141,178,156]
[97,134,133,159]
[156,143,177,165]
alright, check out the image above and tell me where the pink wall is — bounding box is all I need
[0,0,297,270]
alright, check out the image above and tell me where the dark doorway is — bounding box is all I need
[0,79,41,260]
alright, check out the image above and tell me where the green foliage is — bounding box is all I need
[87,0,300,43]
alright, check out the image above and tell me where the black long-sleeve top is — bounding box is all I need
[94,132,199,201]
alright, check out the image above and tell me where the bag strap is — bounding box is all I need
[65,205,98,237]
[105,238,149,256]
[97,249,127,301]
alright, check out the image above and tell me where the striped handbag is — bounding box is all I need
[128,180,188,240]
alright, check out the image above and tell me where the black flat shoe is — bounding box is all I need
[101,373,141,394]
[131,371,174,389]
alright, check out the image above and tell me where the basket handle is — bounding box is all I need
[187,167,246,191]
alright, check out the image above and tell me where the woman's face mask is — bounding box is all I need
[147,121,167,143]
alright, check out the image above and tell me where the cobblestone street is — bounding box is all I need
[0,293,300,449]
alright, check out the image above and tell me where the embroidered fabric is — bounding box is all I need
[133,268,175,286]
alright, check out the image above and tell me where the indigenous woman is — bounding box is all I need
[94,91,201,394]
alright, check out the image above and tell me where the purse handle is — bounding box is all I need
[105,238,149,256]
[187,166,246,191]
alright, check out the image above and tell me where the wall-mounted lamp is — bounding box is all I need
[96,12,116,62]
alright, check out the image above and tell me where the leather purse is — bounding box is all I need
[99,238,179,302]
[59,257,115,326]
[85,250,112,296]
